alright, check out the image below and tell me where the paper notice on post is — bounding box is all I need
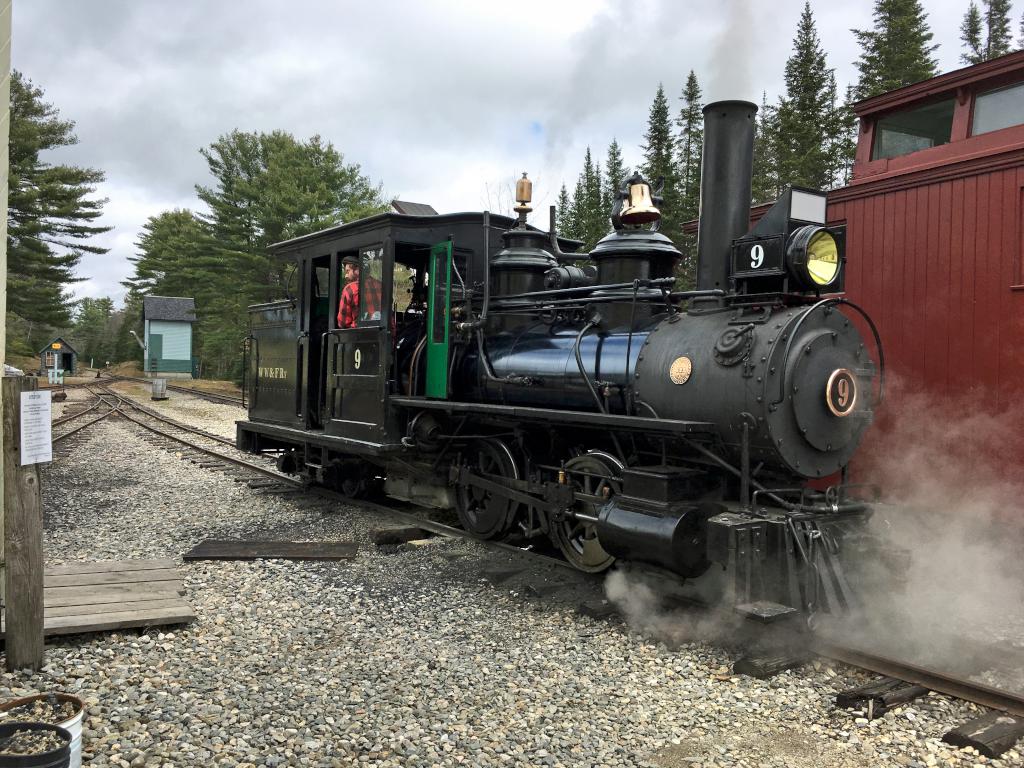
[20,390,52,465]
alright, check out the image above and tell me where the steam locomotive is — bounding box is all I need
[237,101,883,620]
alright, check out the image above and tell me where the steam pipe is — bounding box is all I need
[457,211,491,331]
[549,205,590,263]
[695,100,757,292]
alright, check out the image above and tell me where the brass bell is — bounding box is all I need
[619,174,660,225]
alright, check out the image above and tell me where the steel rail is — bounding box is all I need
[113,375,244,407]
[53,409,117,443]
[815,641,1024,717]
[52,397,106,426]
[87,386,236,447]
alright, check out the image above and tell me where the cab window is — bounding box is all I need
[359,246,384,324]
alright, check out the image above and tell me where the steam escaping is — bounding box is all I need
[604,568,747,648]
[832,377,1024,689]
[705,0,754,102]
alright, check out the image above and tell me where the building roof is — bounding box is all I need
[38,337,77,355]
[390,199,438,216]
[854,49,1024,118]
[143,295,196,322]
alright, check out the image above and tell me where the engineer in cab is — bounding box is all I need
[337,253,382,329]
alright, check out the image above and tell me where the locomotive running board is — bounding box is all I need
[390,397,717,435]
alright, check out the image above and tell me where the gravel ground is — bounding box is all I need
[0,396,1020,767]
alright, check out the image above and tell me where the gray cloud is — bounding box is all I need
[14,0,969,306]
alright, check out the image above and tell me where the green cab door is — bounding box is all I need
[425,241,452,399]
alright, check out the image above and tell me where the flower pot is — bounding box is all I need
[0,696,83,768]
[0,722,71,768]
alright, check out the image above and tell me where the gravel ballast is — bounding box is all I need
[0,389,1020,767]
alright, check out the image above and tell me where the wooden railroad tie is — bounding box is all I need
[183,539,358,561]
[834,676,930,719]
[369,526,433,546]
[943,711,1024,758]
[733,650,809,679]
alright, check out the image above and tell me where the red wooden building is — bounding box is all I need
[830,51,1024,417]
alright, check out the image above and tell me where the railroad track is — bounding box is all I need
[113,375,245,407]
[48,386,1024,752]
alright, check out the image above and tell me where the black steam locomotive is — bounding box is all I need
[237,101,883,620]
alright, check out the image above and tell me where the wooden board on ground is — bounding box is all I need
[943,711,1024,758]
[0,558,195,639]
[183,539,358,561]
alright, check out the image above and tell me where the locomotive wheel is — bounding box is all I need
[551,452,620,573]
[325,459,371,499]
[455,438,521,539]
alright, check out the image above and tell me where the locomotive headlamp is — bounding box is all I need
[787,225,842,289]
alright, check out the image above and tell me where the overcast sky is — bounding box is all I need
[14,0,990,308]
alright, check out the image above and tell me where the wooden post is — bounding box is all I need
[2,376,44,670]
[0,0,16,618]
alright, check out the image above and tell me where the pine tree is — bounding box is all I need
[603,139,626,215]
[568,148,607,249]
[776,4,838,190]
[852,0,939,100]
[71,297,115,366]
[7,71,111,333]
[675,71,703,225]
[751,93,781,204]
[831,85,860,187]
[555,184,573,238]
[674,71,703,290]
[983,0,1013,58]
[640,84,681,240]
[961,2,985,63]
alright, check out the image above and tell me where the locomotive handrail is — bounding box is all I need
[248,335,260,409]
[493,277,677,303]
[770,297,885,408]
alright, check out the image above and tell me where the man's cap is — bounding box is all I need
[341,254,360,266]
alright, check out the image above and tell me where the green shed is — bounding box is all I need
[142,296,196,378]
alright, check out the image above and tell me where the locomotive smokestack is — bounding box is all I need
[695,100,757,292]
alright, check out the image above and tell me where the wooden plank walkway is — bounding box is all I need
[1,559,195,639]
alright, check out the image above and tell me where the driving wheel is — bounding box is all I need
[551,452,620,572]
[455,438,521,539]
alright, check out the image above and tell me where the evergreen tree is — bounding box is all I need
[961,1,985,63]
[1019,10,1024,47]
[776,4,838,190]
[124,130,385,378]
[983,0,1014,58]
[852,0,939,100]
[832,85,860,187]
[674,71,703,290]
[751,93,781,204]
[71,296,115,366]
[640,84,681,240]
[675,71,703,225]
[603,139,626,215]
[7,71,111,334]
[555,183,573,238]
[568,147,606,249]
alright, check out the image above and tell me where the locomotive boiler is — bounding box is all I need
[237,100,883,620]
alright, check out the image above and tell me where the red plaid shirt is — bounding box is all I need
[337,277,382,329]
